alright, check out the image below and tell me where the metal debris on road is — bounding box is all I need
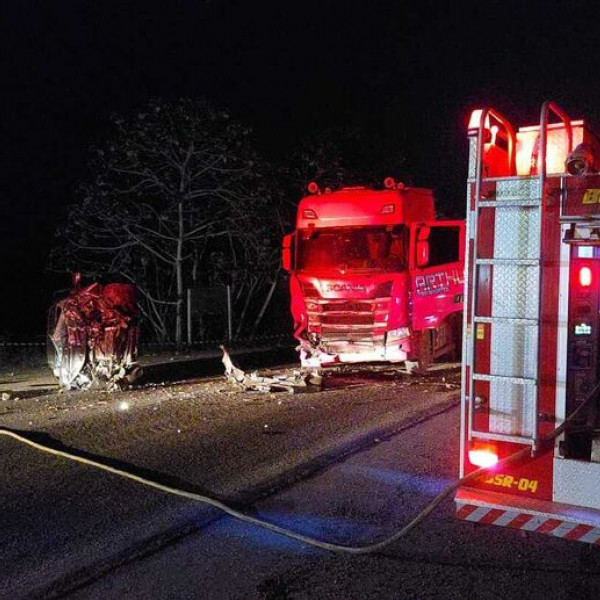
[220,346,322,393]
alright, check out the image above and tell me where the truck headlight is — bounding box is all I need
[387,327,410,340]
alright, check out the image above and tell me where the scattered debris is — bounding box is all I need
[220,346,322,393]
[1,392,11,401]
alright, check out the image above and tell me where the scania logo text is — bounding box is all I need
[325,283,369,292]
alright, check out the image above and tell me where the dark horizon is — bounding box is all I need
[2,0,600,338]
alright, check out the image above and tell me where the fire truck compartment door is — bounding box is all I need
[553,457,600,510]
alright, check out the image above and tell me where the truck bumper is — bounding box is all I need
[455,487,600,545]
[298,338,410,368]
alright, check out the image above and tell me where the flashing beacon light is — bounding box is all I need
[579,265,593,287]
[384,177,396,189]
[307,181,320,194]
[489,125,499,145]
[468,446,499,469]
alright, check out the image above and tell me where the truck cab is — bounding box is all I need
[282,181,465,368]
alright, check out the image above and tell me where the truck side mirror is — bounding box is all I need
[416,226,431,268]
[416,241,430,267]
[282,233,295,272]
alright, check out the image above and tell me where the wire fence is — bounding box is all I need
[0,332,296,371]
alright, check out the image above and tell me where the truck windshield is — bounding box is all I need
[297,225,407,272]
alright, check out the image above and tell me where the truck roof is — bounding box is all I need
[296,186,435,229]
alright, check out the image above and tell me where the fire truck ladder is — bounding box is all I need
[466,102,572,452]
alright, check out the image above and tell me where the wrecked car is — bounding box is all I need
[47,276,141,390]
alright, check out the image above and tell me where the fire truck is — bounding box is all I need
[282,180,464,368]
[456,100,600,545]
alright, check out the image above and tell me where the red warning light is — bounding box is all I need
[307,182,319,194]
[468,447,499,469]
[579,266,593,287]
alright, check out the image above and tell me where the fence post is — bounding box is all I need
[187,287,192,345]
[227,284,233,345]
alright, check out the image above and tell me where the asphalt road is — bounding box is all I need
[2,361,600,599]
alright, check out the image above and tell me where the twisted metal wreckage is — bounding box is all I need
[46,275,319,393]
[47,278,141,391]
[221,346,322,392]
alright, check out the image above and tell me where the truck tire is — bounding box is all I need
[415,330,433,374]
[449,313,463,362]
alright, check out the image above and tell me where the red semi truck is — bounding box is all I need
[282,179,465,369]
[456,101,600,545]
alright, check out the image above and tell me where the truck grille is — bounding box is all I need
[321,314,374,326]
[305,283,392,340]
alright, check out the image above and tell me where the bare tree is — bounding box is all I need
[51,98,285,344]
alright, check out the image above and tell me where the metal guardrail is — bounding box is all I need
[0,334,296,371]
[0,342,46,348]
[0,333,295,351]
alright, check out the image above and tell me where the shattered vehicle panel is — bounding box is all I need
[47,282,141,390]
[221,346,322,393]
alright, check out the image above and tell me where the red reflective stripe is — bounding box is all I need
[456,504,478,520]
[478,509,505,525]
[506,513,533,529]
[564,524,594,541]
[535,518,562,535]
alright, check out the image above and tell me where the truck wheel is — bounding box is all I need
[415,330,433,374]
[449,314,463,362]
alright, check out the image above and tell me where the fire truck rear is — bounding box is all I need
[456,101,600,544]
[282,180,464,368]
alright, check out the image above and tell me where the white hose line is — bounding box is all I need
[2,381,597,555]
[0,427,525,555]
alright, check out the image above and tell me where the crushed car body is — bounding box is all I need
[47,277,141,390]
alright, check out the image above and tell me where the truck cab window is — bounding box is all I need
[297,225,407,272]
[427,226,460,267]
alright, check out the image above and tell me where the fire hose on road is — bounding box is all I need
[1,379,599,555]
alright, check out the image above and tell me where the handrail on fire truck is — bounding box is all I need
[533,101,573,451]
[467,107,526,448]
[466,102,573,453]
[538,101,573,188]
[473,107,517,178]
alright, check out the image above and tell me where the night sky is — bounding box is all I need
[2,0,600,337]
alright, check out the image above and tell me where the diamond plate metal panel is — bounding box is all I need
[493,206,541,260]
[490,322,538,379]
[554,459,600,510]
[468,137,478,179]
[466,196,473,241]
[489,379,535,437]
[491,264,540,320]
[496,178,541,203]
